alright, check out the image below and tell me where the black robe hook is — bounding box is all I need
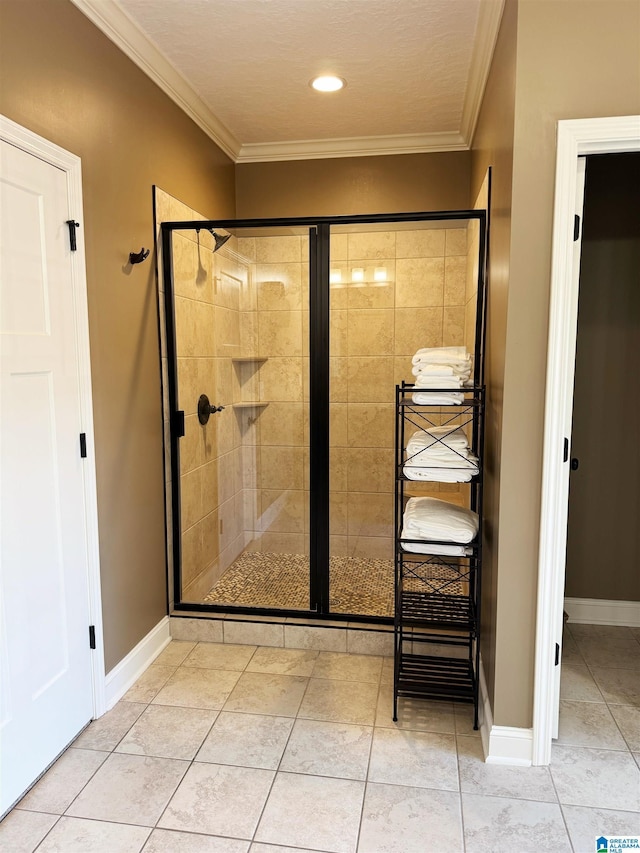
[129,248,150,265]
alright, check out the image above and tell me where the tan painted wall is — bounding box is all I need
[494,0,640,726]
[470,0,518,713]
[0,0,235,671]
[236,152,471,218]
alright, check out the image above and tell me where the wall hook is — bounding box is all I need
[129,248,150,265]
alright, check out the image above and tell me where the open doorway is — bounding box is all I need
[565,152,640,615]
[558,150,640,754]
[533,116,640,766]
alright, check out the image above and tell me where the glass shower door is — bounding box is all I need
[328,224,396,617]
[327,219,477,617]
[164,210,485,619]
[170,224,313,610]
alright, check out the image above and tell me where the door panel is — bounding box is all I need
[0,140,93,813]
[172,226,313,609]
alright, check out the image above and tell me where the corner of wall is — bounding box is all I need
[479,655,533,766]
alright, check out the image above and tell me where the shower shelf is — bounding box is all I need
[232,402,269,409]
[231,357,268,364]
[394,384,485,730]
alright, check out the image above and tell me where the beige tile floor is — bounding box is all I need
[1,623,639,853]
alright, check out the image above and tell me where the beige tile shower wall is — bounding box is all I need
[156,189,218,608]
[215,245,253,587]
[237,236,310,558]
[174,230,249,601]
[157,187,252,603]
[330,227,469,561]
[465,219,480,375]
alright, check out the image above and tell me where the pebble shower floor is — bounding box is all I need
[203,551,465,616]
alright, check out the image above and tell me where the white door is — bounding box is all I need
[0,137,95,814]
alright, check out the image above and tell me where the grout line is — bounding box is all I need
[550,775,575,853]
[354,673,380,853]
[151,655,252,835]
[248,666,318,848]
[50,717,142,825]
[459,787,467,853]
[18,812,65,853]
[15,634,639,852]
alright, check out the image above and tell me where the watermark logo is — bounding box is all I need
[596,837,640,852]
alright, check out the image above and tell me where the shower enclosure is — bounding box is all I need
[160,211,486,622]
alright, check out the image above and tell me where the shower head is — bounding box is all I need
[209,229,231,253]
[195,227,231,252]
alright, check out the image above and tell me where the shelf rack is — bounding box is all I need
[393,383,485,728]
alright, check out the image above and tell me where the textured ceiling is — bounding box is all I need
[74,0,504,161]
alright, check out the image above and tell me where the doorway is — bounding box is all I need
[533,115,640,766]
[565,152,640,612]
[161,211,487,621]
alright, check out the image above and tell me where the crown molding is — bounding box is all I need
[236,132,468,163]
[69,0,241,161]
[461,0,506,146]
[71,0,502,163]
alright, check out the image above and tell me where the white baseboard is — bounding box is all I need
[564,597,640,627]
[479,656,533,766]
[484,725,533,766]
[104,616,171,710]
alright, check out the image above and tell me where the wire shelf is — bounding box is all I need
[396,653,475,702]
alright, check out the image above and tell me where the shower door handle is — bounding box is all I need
[198,394,225,425]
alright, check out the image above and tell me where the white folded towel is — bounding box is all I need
[406,446,477,466]
[401,539,473,556]
[411,363,471,378]
[412,392,464,405]
[407,426,468,451]
[402,497,479,543]
[403,463,478,482]
[413,374,466,389]
[412,347,470,366]
[407,445,472,463]
[405,428,477,472]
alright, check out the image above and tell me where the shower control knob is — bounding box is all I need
[197,394,225,425]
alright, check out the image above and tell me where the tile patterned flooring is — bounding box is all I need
[203,552,465,617]
[203,553,398,615]
[1,623,639,852]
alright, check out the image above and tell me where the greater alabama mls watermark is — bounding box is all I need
[596,837,640,852]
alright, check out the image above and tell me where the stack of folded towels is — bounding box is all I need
[401,496,479,556]
[411,346,472,405]
[404,425,479,482]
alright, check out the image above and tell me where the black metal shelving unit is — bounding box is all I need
[393,383,485,728]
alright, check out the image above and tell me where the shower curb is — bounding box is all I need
[169,614,394,656]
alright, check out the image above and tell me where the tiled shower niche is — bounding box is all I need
[156,193,484,618]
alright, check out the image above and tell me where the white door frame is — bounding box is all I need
[532,115,640,766]
[0,114,106,718]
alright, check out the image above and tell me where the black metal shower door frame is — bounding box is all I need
[161,209,487,623]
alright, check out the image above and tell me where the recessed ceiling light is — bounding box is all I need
[310,75,345,93]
